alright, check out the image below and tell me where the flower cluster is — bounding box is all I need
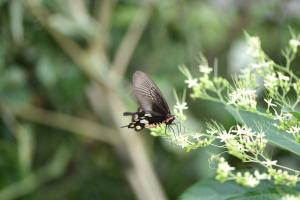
[287,125,300,143]
[214,157,270,187]
[150,124,216,152]
[273,109,300,142]
[227,87,257,111]
[214,155,299,188]
[268,168,299,187]
[173,90,188,121]
[246,35,263,59]
[221,125,266,160]
[289,38,300,54]
[281,194,300,200]
[179,58,228,102]
[215,157,235,182]
[264,71,291,98]
[149,32,300,188]
[170,131,215,152]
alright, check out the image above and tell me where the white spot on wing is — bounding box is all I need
[135,125,142,130]
[140,119,149,125]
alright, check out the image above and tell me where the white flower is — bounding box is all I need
[277,72,290,81]
[246,36,261,58]
[256,132,266,140]
[274,109,284,122]
[228,88,257,110]
[218,158,235,174]
[264,98,277,110]
[251,63,261,69]
[173,135,190,148]
[264,73,278,89]
[289,38,300,47]
[262,159,277,167]
[185,78,198,88]
[174,102,188,112]
[207,129,218,136]
[254,170,270,180]
[199,65,213,75]
[244,174,260,187]
[232,125,254,137]
[191,132,203,140]
[289,38,300,53]
[217,131,235,143]
[250,61,273,69]
[287,125,300,135]
[228,125,267,154]
[287,125,300,133]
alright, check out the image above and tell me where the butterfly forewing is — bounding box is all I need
[122,70,175,131]
[133,71,170,116]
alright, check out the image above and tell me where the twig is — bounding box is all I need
[87,83,167,200]
[92,0,115,53]
[105,90,167,200]
[110,4,153,78]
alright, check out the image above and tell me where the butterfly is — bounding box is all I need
[122,70,175,131]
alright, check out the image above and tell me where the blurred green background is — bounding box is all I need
[1,0,300,199]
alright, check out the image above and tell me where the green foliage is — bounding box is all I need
[151,32,300,194]
[1,0,300,199]
[180,179,300,200]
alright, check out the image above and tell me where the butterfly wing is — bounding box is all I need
[133,71,171,116]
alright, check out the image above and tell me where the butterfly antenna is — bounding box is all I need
[123,112,135,116]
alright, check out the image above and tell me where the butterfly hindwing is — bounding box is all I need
[123,108,166,131]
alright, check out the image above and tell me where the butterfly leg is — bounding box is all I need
[168,125,175,135]
[164,124,167,135]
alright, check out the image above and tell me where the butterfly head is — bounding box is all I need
[164,114,175,125]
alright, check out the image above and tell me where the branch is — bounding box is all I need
[24,1,166,199]
[14,104,120,146]
[104,89,167,200]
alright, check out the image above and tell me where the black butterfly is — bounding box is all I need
[122,71,175,131]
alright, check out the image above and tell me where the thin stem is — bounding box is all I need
[273,164,300,174]
[110,3,153,78]
[274,63,299,81]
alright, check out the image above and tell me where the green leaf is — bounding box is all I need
[180,179,300,200]
[226,106,300,156]
[290,111,300,121]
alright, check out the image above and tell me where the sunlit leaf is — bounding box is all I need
[290,111,300,121]
[180,179,300,200]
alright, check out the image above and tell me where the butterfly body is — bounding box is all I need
[122,71,175,131]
